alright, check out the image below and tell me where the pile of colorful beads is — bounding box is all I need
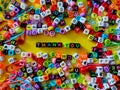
[0,0,120,90]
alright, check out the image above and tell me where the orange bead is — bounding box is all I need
[109,4,115,10]
[68,11,74,18]
[44,74,49,81]
[0,62,4,69]
[51,0,56,5]
[56,79,62,86]
[112,75,119,82]
[7,20,14,28]
[85,23,92,30]
[80,52,88,60]
[56,52,62,58]
[35,0,40,4]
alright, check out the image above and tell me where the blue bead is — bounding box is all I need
[33,77,39,82]
[58,14,63,20]
[55,27,60,33]
[8,50,15,56]
[35,9,41,14]
[102,78,107,83]
[102,34,108,40]
[114,29,120,35]
[76,15,81,21]
[50,80,56,86]
[48,63,54,68]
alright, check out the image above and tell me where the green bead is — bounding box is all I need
[23,72,27,77]
[49,51,55,57]
[104,39,111,47]
[70,73,75,78]
[37,70,43,76]
[93,26,99,32]
[61,54,67,59]
[0,6,2,11]
[88,35,94,40]
[63,43,69,48]
[61,83,67,88]
[15,27,23,33]
[43,61,49,67]
[113,54,119,61]
[109,28,115,34]
[71,59,76,64]
[52,42,57,47]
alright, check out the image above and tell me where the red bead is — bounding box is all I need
[87,1,92,7]
[9,10,16,17]
[80,67,87,74]
[4,32,11,40]
[108,34,113,40]
[101,2,108,8]
[44,16,51,23]
[74,83,79,88]
[111,15,117,20]
[74,26,80,33]
[40,5,47,12]
[96,43,103,48]
[95,32,102,37]
[92,7,98,14]
[106,50,112,55]
[47,22,52,27]
[50,5,57,12]
[98,83,103,89]
[89,30,95,35]
[96,77,102,84]
[17,38,24,45]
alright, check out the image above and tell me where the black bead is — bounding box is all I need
[63,2,68,8]
[2,50,8,55]
[67,55,72,60]
[30,9,35,14]
[53,10,59,16]
[88,53,93,58]
[72,5,78,11]
[20,22,27,28]
[37,22,42,28]
[56,58,62,63]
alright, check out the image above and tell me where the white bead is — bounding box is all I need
[26,67,33,74]
[64,25,71,32]
[4,44,9,50]
[106,73,112,79]
[42,53,48,59]
[9,28,15,35]
[71,18,78,24]
[83,29,90,35]
[65,79,70,84]
[25,76,32,82]
[60,61,66,68]
[9,4,15,10]
[96,72,103,77]
[104,0,108,2]
[91,77,96,83]
[73,53,79,59]
[78,2,83,7]
[116,18,120,24]
[96,66,103,72]
[82,60,87,66]
[108,78,116,85]
[9,45,16,50]
[99,6,105,12]
[87,58,93,63]
[34,15,40,20]
[71,78,77,84]
[36,52,43,58]
[21,52,27,57]
[111,85,117,90]
[20,3,27,10]
[40,12,46,18]
[37,28,43,34]
[31,61,37,67]
[103,83,110,89]
[57,2,63,7]
[32,24,37,30]
[79,17,86,23]
[0,69,3,75]
[0,56,4,62]
[98,37,103,43]
[117,70,120,76]
[40,0,46,5]
[45,9,51,16]
[102,16,108,22]
[15,48,21,54]
[38,76,44,82]
[58,71,64,77]
[8,57,15,64]
[58,7,64,13]
[42,24,47,30]
[66,0,72,4]
[54,18,60,24]
[92,84,98,89]
[98,21,104,27]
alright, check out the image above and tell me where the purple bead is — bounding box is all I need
[80,12,86,17]
[14,7,20,13]
[18,71,23,76]
[55,63,60,68]
[112,35,117,41]
[31,30,38,35]
[67,6,72,11]
[52,22,57,28]
[14,2,20,7]
[49,74,55,80]
[55,74,59,79]
[26,30,32,35]
[33,67,38,72]
[117,65,120,70]
[41,66,46,72]
[60,29,66,34]
[37,22,42,28]
[103,66,109,72]
[27,20,32,24]
[59,20,66,26]
[66,61,71,66]
[34,84,39,89]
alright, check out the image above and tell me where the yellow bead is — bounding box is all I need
[96,16,102,22]
[0,46,3,50]
[15,27,23,33]
[18,16,24,22]
[117,11,120,18]
[23,14,29,21]
[88,34,94,40]
[57,67,62,72]
[45,68,51,74]
[0,35,4,40]
[26,25,32,30]
[48,26,54,31]
[91,13,97,19]
[52,68,57,74]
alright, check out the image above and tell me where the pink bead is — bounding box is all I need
[117,35,120,40]
[63,66,68,71]
[98,11,102,16]
[70,1,76,6]
[52,58,56,63]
